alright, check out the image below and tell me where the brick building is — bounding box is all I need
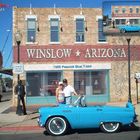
[112,6,140,25]
[13,7,140,106]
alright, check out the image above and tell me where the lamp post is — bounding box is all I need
[15,31,22,82]
[126,37,132,103]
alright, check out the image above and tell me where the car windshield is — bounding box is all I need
[73,95,87,107]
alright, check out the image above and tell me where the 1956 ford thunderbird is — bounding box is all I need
[38,96,137,136]
[118,25,140,33]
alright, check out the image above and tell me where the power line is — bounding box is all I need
[4,47,12,68]
[1,25,12,53]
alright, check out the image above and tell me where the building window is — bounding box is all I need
[50,18,59,42]
[98,19,106,42]
[74,71,109,96]
[136,8,139,13]
[27,18,36,42]
[130,8,133,13]
[26,72,61,97]
[122,8,126,13]
[76,18,85,42]
[114,8,119,13]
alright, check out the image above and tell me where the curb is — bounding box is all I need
[0,125,43,132]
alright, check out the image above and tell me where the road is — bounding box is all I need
[0,91,12,113]
[1,91,12,102]
[0,127,140,140]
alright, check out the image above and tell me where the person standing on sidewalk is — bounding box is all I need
[63,79,78,105]
[15,80,27,115]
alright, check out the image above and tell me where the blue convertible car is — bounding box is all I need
[118,25,140,33]
[38,96,137,136]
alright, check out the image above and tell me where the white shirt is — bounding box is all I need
[63,85,75,97]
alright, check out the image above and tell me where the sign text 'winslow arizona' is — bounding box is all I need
[14,45,140,62]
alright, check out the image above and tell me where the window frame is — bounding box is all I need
[114,7,119,14]
[26,18,36,43]
[49,18,60,44]
[130,7,133,13]
[25,15,37,44]
[97,16,107,43]
[122,7,126,13]
[136,8,139,14]
[75,17,85,43]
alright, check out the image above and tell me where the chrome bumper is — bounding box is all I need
[37,118,44,127]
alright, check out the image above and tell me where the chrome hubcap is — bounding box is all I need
[49,117,66,135]
[103,122,119,132]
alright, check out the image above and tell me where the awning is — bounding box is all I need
[0,68,13,76]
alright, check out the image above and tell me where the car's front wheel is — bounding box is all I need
[120,28,126,33]
[46,117,68,136]
[100,122,120,133]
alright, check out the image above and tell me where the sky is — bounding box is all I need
[0,0,140,69]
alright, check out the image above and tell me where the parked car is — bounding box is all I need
[118,25,140,33]
[38,96,137,136]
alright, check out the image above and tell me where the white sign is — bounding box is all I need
[13,64,24,74]
[135,73,140,79]
[24,63,111,71]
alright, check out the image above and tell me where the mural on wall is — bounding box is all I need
[102,1,140,35]
[13,45,140,63]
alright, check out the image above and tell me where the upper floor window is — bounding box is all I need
[76,18,85,42]
[136,8,139,13]
[130,8,133,13]
[122,8,126,13]
[114,8,119,14]
[98,18,106,42]
[27,18,36,43]
[50,18,59,42]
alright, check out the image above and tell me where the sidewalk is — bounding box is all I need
[0,101,140,134]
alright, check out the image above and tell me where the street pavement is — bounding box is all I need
[0,128,140,140]
[0,92,140,135]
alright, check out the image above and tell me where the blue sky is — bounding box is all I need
[0,0,140,69]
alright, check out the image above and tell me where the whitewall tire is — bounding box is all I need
[100,122,120,133]
[46,117,68,136]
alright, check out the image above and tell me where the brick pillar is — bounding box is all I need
[63,70,74,86]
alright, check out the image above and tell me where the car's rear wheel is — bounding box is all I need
[100,122,120,133]
[46,117,68,136]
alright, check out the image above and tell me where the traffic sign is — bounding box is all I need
[13,64,24,74]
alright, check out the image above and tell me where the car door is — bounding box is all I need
[77,105,103,128]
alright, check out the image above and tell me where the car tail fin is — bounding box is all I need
[126,102,134,109]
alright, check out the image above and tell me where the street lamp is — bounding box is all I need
[126,37,132,103]
[15,30,22,82]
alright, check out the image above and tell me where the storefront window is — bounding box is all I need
[74,71,109,95]
[26,72,61,96]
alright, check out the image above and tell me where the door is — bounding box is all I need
[78,106,103,128]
